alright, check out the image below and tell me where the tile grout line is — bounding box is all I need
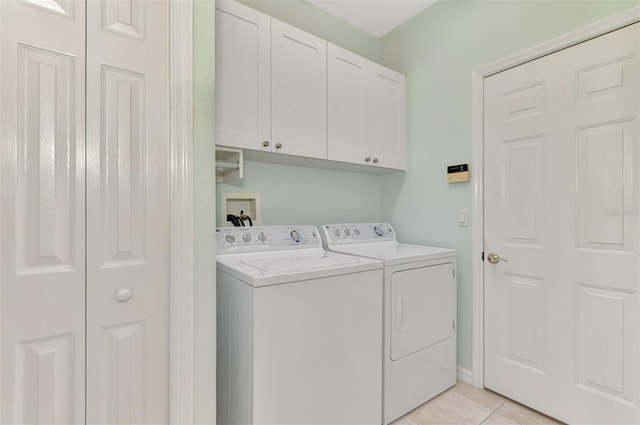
[451,387,507,414]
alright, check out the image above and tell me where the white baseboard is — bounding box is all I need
[457,366,474,385]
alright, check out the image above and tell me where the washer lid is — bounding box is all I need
[216,248,382,287]
[329,241,456,266]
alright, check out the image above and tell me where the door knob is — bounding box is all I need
[365,157,371,162]
[373,158,379,164]
[487,253,507,264]
[262,141,270,147]
[114,288,133,303]
[275,143,282,149]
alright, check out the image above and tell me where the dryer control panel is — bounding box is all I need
[321,223,396,246]
[216,225,322,253]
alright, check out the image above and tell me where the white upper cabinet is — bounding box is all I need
[327,44,406,170]
[327,44,368,164]
[271,20,327,159]
[215,0,405,171]
[215,0,271,151]
[369,65,406,170]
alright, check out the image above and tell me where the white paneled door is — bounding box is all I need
[86,0,169,423]
[0,0,170,423]
[484,23,639,424]
[1,0,86,422]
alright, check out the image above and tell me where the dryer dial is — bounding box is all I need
[374,226,384,237]
[256,232,267,242]
[225,234,237,244]
[242,233,252,243]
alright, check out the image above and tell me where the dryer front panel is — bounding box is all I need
[390,263,455,361]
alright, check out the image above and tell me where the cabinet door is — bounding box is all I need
[1,1,86,423]
[271,20,327,159]
[369,65,406,170]
[215,0,271,151]
[327,44,368,165]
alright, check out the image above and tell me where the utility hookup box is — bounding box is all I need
[448,164,469,183]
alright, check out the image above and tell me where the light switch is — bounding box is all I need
[457,209,468,226]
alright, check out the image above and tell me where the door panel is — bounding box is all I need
[327,44,368,164]
[369,66,405,169]
[271,19,327,159]
[484,23,639,424]
[215,0,271,151]
[1,0,86,423]
[86,0,170,422]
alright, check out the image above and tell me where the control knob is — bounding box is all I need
[344,229,351,237]
[257,232,267,242]
[242,233,252,243]
[290,230,302,243]
[374,226,384,237]
[353,229,360,236]
[333,228,341,237]
[225,234,237,244]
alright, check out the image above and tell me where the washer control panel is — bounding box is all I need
[217,226,321,252]
[321,223,396,246]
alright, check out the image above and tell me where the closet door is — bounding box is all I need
[85,0,170,422]
[0,1,86,423]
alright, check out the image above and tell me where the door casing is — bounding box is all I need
[470,5,640,391]
[168,1,195,423]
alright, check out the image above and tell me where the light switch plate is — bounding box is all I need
[457,209,469,226]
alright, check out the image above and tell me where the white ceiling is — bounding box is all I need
[304,0,438,38]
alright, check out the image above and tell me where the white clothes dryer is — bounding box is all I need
[216,225,384,425]
[321,223,457,425]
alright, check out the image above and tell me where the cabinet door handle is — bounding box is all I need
[365,157,371,162]
[373,158,379,164]
[275,143,282,149]
[262,141,270,147]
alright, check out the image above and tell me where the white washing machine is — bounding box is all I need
[216,225,384,425]
[321,223,457,425]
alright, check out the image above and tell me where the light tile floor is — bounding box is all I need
[392,382,564,425]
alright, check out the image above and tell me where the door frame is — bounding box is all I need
[470,6,640,389]
[169,0,195,423]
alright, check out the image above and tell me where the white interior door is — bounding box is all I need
[484,23,639,424]
[85,0,170,422]
[1,1,86,423]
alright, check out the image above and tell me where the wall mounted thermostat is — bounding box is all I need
[448,164,469,183]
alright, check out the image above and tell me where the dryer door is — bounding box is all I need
[390,263,454,360]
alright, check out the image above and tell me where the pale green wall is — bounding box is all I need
[217,161,383,228]
[194,0,216,423]
[215,1,385,228]
[238,0,380,61]
[378,0,638,371]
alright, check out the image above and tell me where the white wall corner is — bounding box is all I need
[457,366,474,386]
